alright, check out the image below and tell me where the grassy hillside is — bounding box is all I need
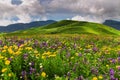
[6,20,120,36]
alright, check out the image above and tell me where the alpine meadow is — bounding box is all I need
[0,0,120,80]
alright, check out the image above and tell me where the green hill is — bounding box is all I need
[6,20,120,36]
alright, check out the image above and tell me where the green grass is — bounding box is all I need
[6,20,120,36]
[0,34,120,80]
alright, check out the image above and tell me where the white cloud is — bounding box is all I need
[71,15,102,23]
[0,0,46,26]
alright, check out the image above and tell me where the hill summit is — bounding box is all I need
[8,20,120,36]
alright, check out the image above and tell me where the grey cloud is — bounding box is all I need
[43,0,120,21]
[0,0,120,26]
[0,0,46,26]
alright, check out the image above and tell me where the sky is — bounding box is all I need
[0,0,120,26]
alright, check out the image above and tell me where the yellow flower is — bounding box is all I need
[71,57,74,59]
[106,65,109,67]
[43,51,51,56]
[1,68,7,73]
[92,77,98,80]
[42,56,46,59]
[34,50,38,53]
[8,73,12,77]
[49,54,56,57]
[41,72,46,77]
[80,48,82,50]
[2,49,6,53]
[25,47,33,50]
[8,48,14,54]
[14,51,21,55]
[99,75,103,79]
[13,45,18,50]
[3,46,8,49]
[0,54,4,59]
[116,65,120,69]
[5,60,10,65]
[75,53,78,56]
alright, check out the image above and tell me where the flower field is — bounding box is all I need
[0,34,120,80]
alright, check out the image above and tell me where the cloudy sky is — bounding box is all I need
[0,0,120,26]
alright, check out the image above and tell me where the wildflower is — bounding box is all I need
[8,73,12,77]
[110,68,114,75]
[49,54,56,57]
[42,56,46,59]
[106,65,109,67]
[2,50,6,53]
[21,71,27,78]
[8,48,14,54]
[92,47,98,52]
[75,53,78,56]
[0,54,4,59]
[92,77,98,80]
[66,52,71,58]
[5,60,10,65]
[3,46,8,49]
[76,75,84,80]
[116,66,120,70]
[0,40,2,45]
[25,47,33,50]
[55,75,60,80]
[1,68,7,73]
[109,68,115,80]
[29,67,36,74]
[29,62,34,66]
[71,57,74,59]
[23,53,28,59]
[98,75,103,79]
[41,72,46,77]
[34,50,38,53]
[8,58,12,61]
[67,72,71,78]
[118,57,120,62]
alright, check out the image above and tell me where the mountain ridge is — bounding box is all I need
[103,20,120,30]
[7,20,120,36]
[0,20,56,32]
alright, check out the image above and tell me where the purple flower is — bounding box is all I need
[29,62,34,66]
[76,75,84,80]
[73,43,77,49]
[118,67,120,70]
[91,67,98,75]
[112,59,116,63]
[110,68,114,75]
[0,40,2,45]
[21,71,27,78]
[17,43,21,47]
[118,57,120,62]
[78,53,82,57]
[92,47,98,52]
[67,72,71,79]
[8,58,12,61]
[110,75,115,80]
[29,67,36,74]
[66,52,71,58]
[23,53,28,59]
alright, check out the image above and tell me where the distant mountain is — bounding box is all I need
[103,20,120,30]
[7,20,120,36]
[0,20,56,32]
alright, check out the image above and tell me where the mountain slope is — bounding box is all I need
[7,20,120,36]
[103,20,120,30]
[0,20,56,32]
